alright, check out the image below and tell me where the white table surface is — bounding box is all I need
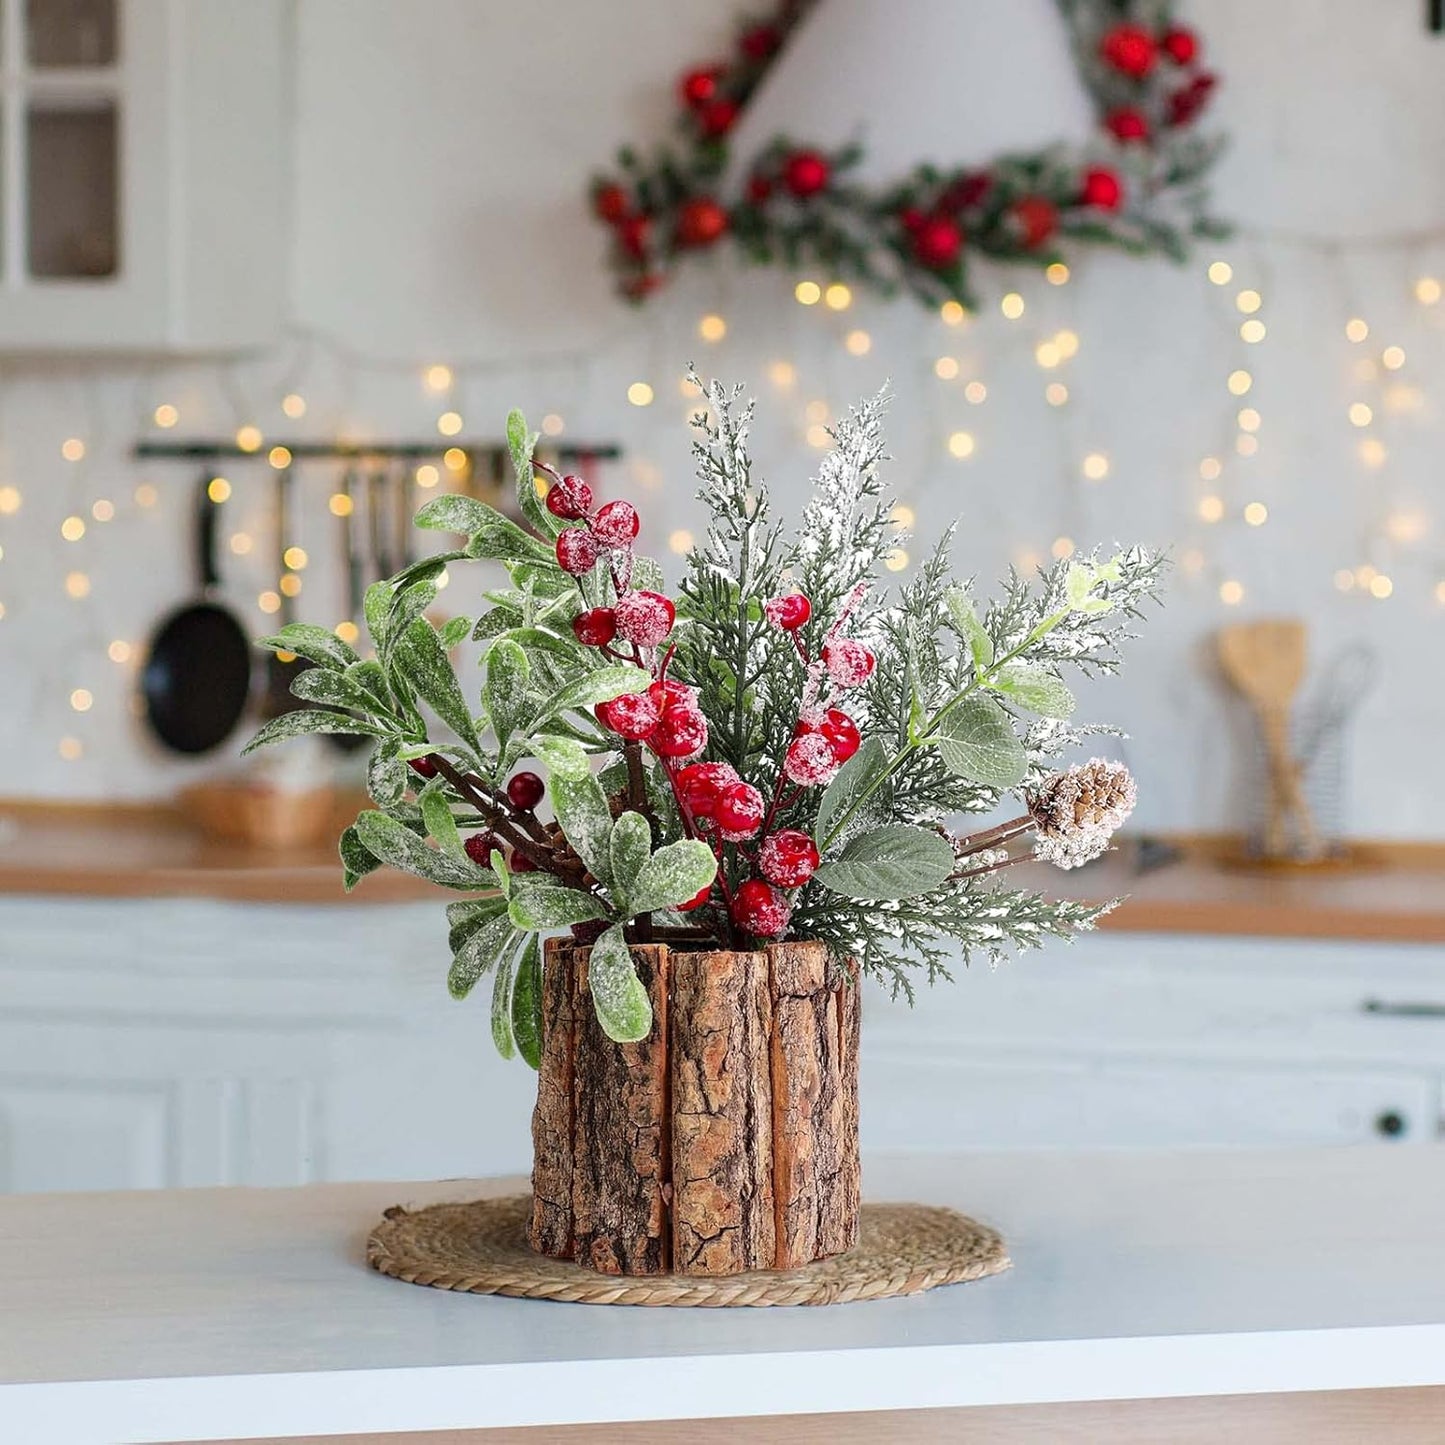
[3,1148,1444,1443]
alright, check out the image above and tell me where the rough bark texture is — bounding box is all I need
[528,938,576,1258]
[768,942,862,1269]
[531,939,860,1277]
[669,950,776,1276]
[570,943,671,1276]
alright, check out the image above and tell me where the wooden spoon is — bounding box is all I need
[1216,620,1322,859]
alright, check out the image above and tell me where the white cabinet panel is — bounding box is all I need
[0,1080,167,1191]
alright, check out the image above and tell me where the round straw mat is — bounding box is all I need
[367,1194,1010,1307]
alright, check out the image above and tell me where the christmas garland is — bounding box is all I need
[590,0,1227,310]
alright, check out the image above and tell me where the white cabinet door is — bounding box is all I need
[0,0,286,351]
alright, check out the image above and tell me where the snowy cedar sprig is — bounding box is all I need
[243,378,1160,1056]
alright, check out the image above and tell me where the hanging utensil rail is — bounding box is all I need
[132,440,622,463]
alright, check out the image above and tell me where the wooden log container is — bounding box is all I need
[529,938,861,1277]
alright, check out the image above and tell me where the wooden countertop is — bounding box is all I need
[0,801,1441,941]
[4,1149,1445,1442]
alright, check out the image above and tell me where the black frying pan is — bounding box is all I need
[141,470,253,754]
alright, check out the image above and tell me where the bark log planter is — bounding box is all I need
[530,936,861,1277]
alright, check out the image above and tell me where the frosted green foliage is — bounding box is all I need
[243,710,386,753]
[257,621,358,670]
[934,697,1027,787]
[510,935,544,1069]
[483,640,529,750]
[608,812,652,905]
[394,617,478,751]
[812,825,954,900]
[625,840,718,917]
[507,880,609,930]
[537,664,650,721]
[447,914,516,1000]
[547,767,614,888]
[353,810,494,891]
[490,947,516,1059]
[587,924,652,1043]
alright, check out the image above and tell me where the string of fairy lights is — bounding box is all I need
[3,233,1443,769]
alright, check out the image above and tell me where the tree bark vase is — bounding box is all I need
[529,937,861,1277]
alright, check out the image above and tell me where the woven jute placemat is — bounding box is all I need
[367,1194,1010,1307]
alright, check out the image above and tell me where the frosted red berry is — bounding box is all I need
[595,691,662,741]
[572,607,617,648]
[408,756,439,779]
[593,185,629,224]
[823,638,875,688]
[507,771,546,811]
[651,706,708,760]
[715,780,765,840]
[614,590,676,647]
[784,731,840,787]
[759,830,821,888]
[556,526,599,575]
[591,499,640,549]
[731,878,790,937]
[464,831,499,867]
[679,66,721,109]
[765,592,812,630]
[819,708,861,763]
[546,475,592,519]
[509,851,538,873]
[649,679,697,714]
[677,761,739,818]
[677,882,713,912]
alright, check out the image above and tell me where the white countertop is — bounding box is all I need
[3,1148,1444,1443]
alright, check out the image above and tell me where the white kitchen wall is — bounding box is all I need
[0,0,1441,835]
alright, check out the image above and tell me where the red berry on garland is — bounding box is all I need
[545,474,592,519]
[784,731,840,787]
[613,590,676,647]
[783,149,830,198]
[595,691,662,741]
[1011,196,1059,250]
[1105,107,1150,143]
[591,499,641,549]
[509,850,538,873]
[678,761,739,818]
[715,780,766,840]
[1168,72,1216,127]
[1099,23,1157,78]
[679,66,721,109]
[759,830,821,888]
[898,206,926,234]
[507,771,545,811]
[1161,26,1199,65]
[912,215,964,270]
[739,23,781,60]
[556,526,599,575]
[677,882,713,912]
[617,214,651,260]
[764,592,812,630]
[731,878,790,938]
[676,196,729,248]
[651,705,708,760]
[823,638,876,687]
[940,171,992,212]
[593,184,629,224]
[572,606,617,648]
[408,756,439,779]
[698,99,739,138]
[746,174,773,204]
[464,831,499,867]
[1080,167,1124,211]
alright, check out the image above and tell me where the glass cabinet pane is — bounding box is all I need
[25,0,117,67]
[26,100,118,277]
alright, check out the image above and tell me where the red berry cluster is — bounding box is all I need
[1098,21,1215,139]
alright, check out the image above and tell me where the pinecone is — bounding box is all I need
[1028,759,1137,870]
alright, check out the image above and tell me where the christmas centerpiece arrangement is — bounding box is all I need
[247,376,1158,1287]
[591,0,1226,309]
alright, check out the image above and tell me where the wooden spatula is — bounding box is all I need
[1216,619,1322,858]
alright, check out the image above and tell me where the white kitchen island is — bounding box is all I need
[3,1149,1443,1444]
